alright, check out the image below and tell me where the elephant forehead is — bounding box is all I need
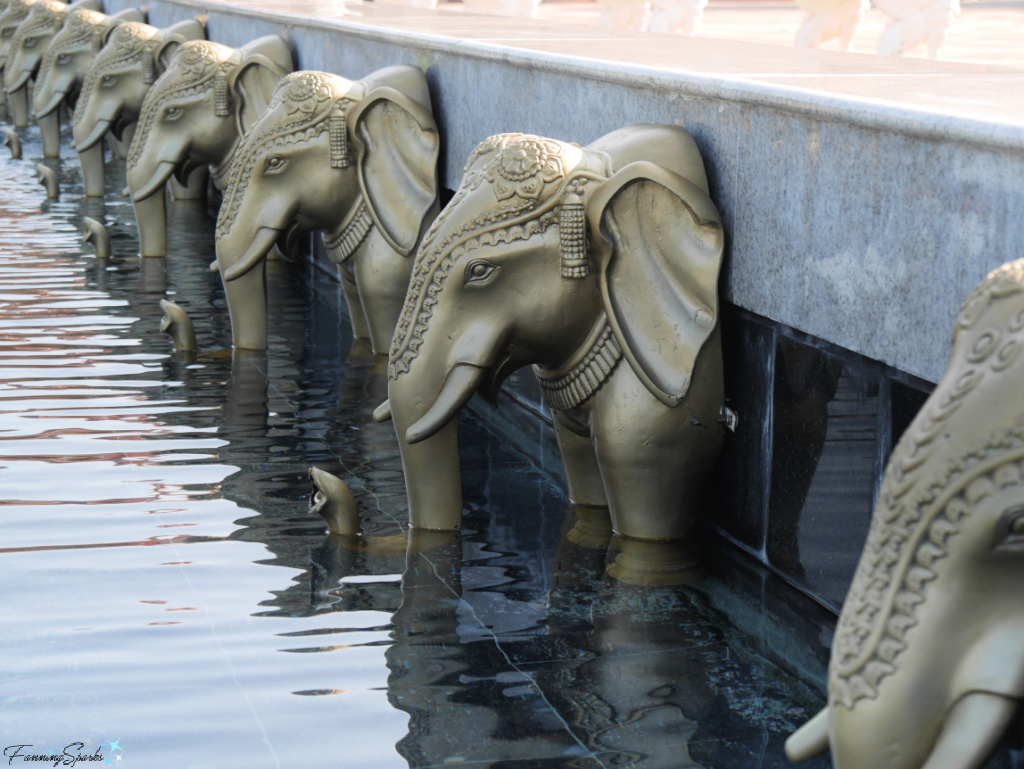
[39,10,103,71]
[12,2,64,44]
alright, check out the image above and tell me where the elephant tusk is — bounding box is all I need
[131,161,177,202]
[6,72,30,93]
[82,217,111,259]
[34,91,67,119]
[406,365,485,445]
[159,299,197,354]
[309,467,360,536]
[221,227,281,283]
[785,707,830,763]
[919,692,1019,769]
[373,400,392,423]
[74,118,111,152]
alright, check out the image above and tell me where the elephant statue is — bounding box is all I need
[786,259,1024,769]
[31,6,144,157]
[214,66,439,353]
[71,17,204,197]
[330,124,726,542]
[125,36,294,257]
[4,0,101,150]
[0,0,46,127]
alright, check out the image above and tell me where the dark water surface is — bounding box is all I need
[0,126,829,769]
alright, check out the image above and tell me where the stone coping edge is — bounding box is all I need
[166,0,1024,156]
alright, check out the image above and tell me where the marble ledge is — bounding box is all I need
[159,0,1024,154]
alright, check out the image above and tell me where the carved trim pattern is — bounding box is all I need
[216,71,352,239]
[387,133,606,381]
[534,315,622,411]
[322,196,372,264]
[9,1,65,60]
[126,41,229,170]
[831,261,1024,709]
[35,9,108,100]
[73,22,157,125]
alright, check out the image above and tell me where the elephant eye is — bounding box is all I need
[163,106,182,122]
[994,505,1024,551]
[23,37,36,48]
[1,28,14,38]
[101,74,117,88]
[56,53,70,65]
[464,259,499,286]
[263,155,286,173]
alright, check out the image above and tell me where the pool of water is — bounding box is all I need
[0,124,831,769]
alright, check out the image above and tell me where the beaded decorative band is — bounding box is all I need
[533,315,622,411]
[322,197,373,264]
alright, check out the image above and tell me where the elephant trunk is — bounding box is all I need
[132,190,167,257]
[385,368,466,532]
[77,143,106,197]
[38,111,60,159]
[215,225,282,351]
[8,86,28,128]
[129,160,176,202]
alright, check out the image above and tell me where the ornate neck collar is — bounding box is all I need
[322,196,373,264]
[210,148,236,192]
[533,313,622,411]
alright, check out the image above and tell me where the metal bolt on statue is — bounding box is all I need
[787,258,1024,769]
[314,124,727,547]
[126,36,294,258]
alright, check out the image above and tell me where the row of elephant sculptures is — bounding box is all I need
[1,3,1022,769]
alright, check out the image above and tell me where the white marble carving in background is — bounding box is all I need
[875,0,961,57]
[597,0,706,34]
[794,0,869,50]
[463,0,541,17]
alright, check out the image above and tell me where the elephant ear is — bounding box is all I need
[349,86,439,257]
[587,160,724,407]
[228,35,293,137]
[154,19,205,71]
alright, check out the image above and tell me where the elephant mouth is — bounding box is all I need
[34,89,66,118]
[477,346,517,407]
[75,118,111,151]
[132,160,177,201]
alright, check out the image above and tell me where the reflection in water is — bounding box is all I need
[0,127,829,767]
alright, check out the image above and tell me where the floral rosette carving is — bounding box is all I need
[485,137,564,201]
[74,22,156,125]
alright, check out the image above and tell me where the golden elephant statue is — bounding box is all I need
[213,66,439,353]
[320,124,726,544]
[787,259,1024,769]
[72,17,204,198]
[31,6,145,157]
[125,36,293,257]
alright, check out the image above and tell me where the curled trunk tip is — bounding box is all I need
[310,467,360,536]
[159,299,197,354]
[82,216,111,259]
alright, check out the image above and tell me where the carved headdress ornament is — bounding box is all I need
[387,133,611,381]
[35,9,110,91]
[216,71,362,240]
[0,0,35,66]
[127,41,234,170]
[831,260,1024,710]
[10,0,65,51]
[73,21,159,124]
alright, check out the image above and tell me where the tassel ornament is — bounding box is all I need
[329,103,349,169]
[141,48,154,85]
[214,70,230,117]
[559,185,589,279]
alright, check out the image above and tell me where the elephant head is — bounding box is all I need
[72,18,204,197]
[214,66,439,352]
[338,124,725,539]
[125,36,293,257]
[0,0,38,126]
[787,259,1024,769]
[32,6,144,121]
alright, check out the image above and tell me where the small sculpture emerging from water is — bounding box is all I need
[214,66,439,353]
[72,18,205,198]
[787,259,1024,769]
[126,36,294,257]
[32,7,146,158]
[794,0,868,51]
[82,216,110,258]
[874,0,960,58]
[35,162,57,197]
[159,299,197,353]
[331,124,727,541]
[4,0,102,152]
[2,126,20,158]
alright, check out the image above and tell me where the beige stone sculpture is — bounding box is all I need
[2,125,20,157]
[31,7,145,158]
[320,124,726,541]
[4,0,101,151]
[596,0,649,32]
[35,161,57,197]
[874,0,960,58]
[787,259,1024,769]
[0,0,40,127]
[125,36,294,257]
[794,0,869,51]
[72,18,205,198]
[82,215,110,257]
[647,0,707,36]
[214,66,439,353]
